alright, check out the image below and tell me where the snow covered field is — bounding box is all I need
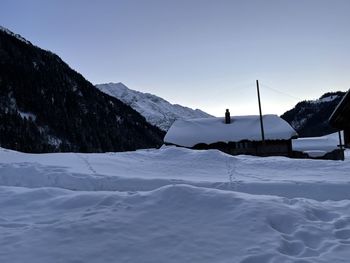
[1,147,350,262]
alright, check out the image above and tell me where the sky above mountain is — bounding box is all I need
[1,0,350,116]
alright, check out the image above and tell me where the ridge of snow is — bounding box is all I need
[1,146,350,200]
[95,82,212,131]
[0,26,31,45]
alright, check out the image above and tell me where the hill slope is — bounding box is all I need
[0,27,164,153]
[96,82,212,131]
[281,92,345,137]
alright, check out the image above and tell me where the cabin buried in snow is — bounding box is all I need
[164,111,298,157]
[292,132,345,160]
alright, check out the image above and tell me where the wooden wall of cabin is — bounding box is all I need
[255,140,292,157]
[193,140,292,157]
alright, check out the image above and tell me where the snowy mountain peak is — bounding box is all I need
[0,26,31,45]
[96,82,212,131]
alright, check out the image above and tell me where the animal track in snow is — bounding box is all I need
[75,153,98,176]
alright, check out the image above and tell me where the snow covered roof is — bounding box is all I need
[164,114,298,147]
[292,131,343,157]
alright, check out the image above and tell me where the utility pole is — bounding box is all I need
[256,80,265,144]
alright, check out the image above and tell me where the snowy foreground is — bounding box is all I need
[1,147,350,262]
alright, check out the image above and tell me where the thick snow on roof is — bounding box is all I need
[164,114,297,147]
[292,131,343,157]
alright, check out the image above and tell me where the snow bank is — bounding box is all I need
[1,184,350,263]
[1,146,350,200]
[164,115,297,147]
[2,146,350,262]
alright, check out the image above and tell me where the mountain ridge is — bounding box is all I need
[281,91,345,137]
[0,26,164,153]
[96,82,212,131]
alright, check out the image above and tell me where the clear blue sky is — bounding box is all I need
[1,0,350,116]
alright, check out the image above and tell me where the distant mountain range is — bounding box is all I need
[281,91,345,137]
[96,82,347,137]
[96,83,212,131]
[0,26,347,154]
[0,26,164,153]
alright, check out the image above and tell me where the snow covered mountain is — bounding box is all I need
[281,91,345,137]
[96,83,212,131]
[0,26,164,153]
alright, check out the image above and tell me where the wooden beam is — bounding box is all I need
[338,130,345,161]
[256,80,265,144]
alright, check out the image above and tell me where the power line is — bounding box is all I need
[259,82,302,101]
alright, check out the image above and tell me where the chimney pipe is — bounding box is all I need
[225,109,231,124]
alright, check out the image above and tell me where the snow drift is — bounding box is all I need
[2,185,350,263]
[1,147,350,262]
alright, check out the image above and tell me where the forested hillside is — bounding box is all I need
[0,27,164,152]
